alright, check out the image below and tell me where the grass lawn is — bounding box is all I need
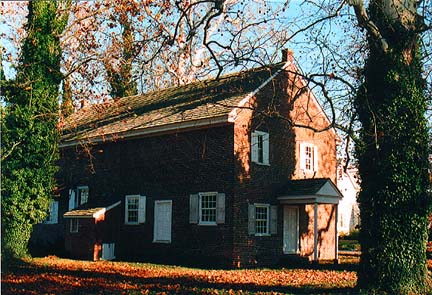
[338,240,360,252]
[1,255,431,294]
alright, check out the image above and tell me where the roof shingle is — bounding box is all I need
[62,63,285,145]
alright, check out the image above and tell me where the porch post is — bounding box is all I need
[335,204,339,262]
[313,202,318,262]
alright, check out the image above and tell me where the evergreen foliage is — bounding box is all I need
[1,1,68,260]
[355,2,431,293]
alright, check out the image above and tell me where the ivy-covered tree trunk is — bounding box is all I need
[354,0,431,293]
[1,1,68,260]
[105,13,137,99]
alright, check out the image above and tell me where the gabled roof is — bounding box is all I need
[278,178,342,204]
[61,63,288,147]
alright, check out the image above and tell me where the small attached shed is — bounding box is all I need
[277,178,342,262]
[64,201,121,261]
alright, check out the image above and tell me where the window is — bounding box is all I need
[199,192,217,225]
[248,204,277,236]
[251,130,269,165]
[125,195,146,224]
[126,196,139,223]
[189,192,225,225]
[255,205,270,235]
[43,200,58,224]
[70,219,79,233]
[68,186,89,210]
[305,146,313,170]
[300,143,318,172]
[77,186,89,205]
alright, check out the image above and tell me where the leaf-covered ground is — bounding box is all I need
[2,256,358,295]
[1,256,429,294]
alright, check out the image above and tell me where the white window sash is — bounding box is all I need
[254,204,270,236]
[125,195,141,225]
[77,186,89,205]
[300,143,318,172]
[198,192,217,225]
[70,219,79,233]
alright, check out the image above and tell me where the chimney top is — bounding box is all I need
[281,48,294,63]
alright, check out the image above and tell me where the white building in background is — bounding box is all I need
[336,164,360,235]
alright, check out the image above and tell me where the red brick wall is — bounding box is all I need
[231,71,296,267]
[231,66,338,267]
[299,204,337,260]
[57,65,337,267]
[59,125,236,266]
[64,218,96,260]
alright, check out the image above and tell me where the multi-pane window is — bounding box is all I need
[69,186,89,210]
[78,186,89,205]
[305,146,313,171]
[199,193,217,224]
[257,134,264,163]
[44,201,58,224]
[70,219,79,233]
[300,143,317,172]
[255,205,269,235]
[126,196,139,224]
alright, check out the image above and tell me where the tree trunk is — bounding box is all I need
[355,0,430,293]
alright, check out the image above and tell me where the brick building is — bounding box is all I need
[32,51,341,268]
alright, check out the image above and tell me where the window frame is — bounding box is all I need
[70,219,79,233]
[75,185,90,208]
[254,203,270,236]
[77,186,89,206]
[43,200,58,224]
[198,192,218,226]
[300,143,318,173]
[251,130,270,165]
[125,195,140,225]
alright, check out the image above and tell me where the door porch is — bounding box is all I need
[278,178,342,262]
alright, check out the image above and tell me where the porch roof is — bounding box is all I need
[277,178,342,204]
[63,201,121,219]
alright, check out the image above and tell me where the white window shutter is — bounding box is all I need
[251,132,258,163]
[313,146,318,172]
[263,132,270,165]
[216,193,225,224]
[68,189,76,211]
[138,196,146,223]
[189,194,199,224]
[52,201,59,224]
[299,143,306,170]
[124,196,129,224]
[248,204,256,235]
[270,205,277,235]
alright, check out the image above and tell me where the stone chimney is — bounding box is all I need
[281,48,294,63]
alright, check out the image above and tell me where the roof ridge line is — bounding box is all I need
[228,61,291,122]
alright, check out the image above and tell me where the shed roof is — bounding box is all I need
[61,63,287,147]
[63,201,121,219]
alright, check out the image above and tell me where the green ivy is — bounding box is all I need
[355,12,431,295]
[1,1,69,260]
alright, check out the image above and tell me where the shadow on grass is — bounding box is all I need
[2,259,358,295]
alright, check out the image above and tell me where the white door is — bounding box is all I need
[283,206,299,254]
[102,243,115,260]
[154,200,172,243]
